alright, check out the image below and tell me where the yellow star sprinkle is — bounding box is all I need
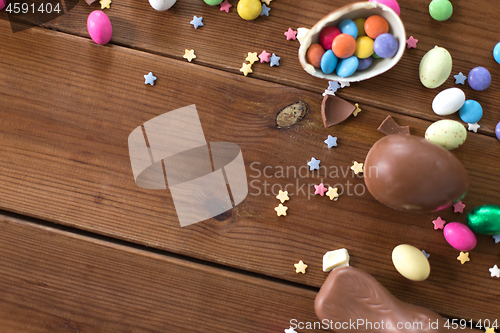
[274,203,288,216]
[262,0,272,4]
[183,49,196,62]
[457,252,470,264]
[246,52,259,64]
[485,328,495,333]
[326,187,339,201]
[294,260,307,274]
[353,103,361,117]
[99,0,111,9]
[351,161,364,175]
[240,63,253,76]
[276,190,289,203]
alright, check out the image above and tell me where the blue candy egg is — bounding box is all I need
[468,67,491,91]
[357,56,373,71]
[459,100,483,124]
[496,122,500,141]
[336,56,359,77]
[338,19,358,39]
[320,50,339,74]
[494,42,500,64]
[373,33,398,58]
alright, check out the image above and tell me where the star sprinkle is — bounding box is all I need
[493,234,500,243]
[276,190,289,203]
[284,327,297,333]
[144,72,157,85]
[307,157,321,171]
[468,123,480,133]
[339,81,350,88]
[190,16,203,29]
[324,135,338,148]
[314,183,328,196]
[454,72,467,85]
[274,203,288,217]
[270,53,280,67]
[219,0,232,12]
[457,252,470,264]
[100,0,111,9]
[422,250,430,259]
[326,187,339,201]
[351,161,363,175]
[453,201,465,213]
[183,49,196,62]
[294,260,307,274]
[261,0,271,5]
[406,36,418,49]
[258,50,271,63]
[246,52,259,64]
[489,264,500,278]
[260,3,270,16]
[353,103,362,117]
[328,80,340,93]
[240,63,253,76]
[485,328,495,333]
[432,217,446,230]
[284,28,297,41]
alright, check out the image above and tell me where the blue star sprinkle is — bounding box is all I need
[454,72,466,85]
[493,234,500,243]
[307,157,321,171]
[260,3,270,16]
[324,135,338,148]
[421,250,430,259]
[144,72,157,86]
[270,53,280,67]
[190,16,204,29]
[328,80,340,93]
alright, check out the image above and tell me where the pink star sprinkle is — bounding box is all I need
[219,0,232,12]
[314,183,328,196]
[258,50,271,63]
[453,201,465,213]
[406,36,418,49]
[284,28,297,41]
[432,217,446,230]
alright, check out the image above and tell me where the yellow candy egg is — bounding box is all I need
[392,244,430,281]
[353,17,366,36]
[237,0,262,20]
[354,36,374,59]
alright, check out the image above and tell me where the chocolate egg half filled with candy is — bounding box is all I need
[364,134,469,211]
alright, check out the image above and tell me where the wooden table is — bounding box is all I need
[0,0,499,331]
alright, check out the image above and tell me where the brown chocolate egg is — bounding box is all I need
[364,134,469,211]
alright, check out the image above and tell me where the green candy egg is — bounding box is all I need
[419,46,452,89]
[467,205,500,235]
[203,0,223,5]
[429,0,453,21]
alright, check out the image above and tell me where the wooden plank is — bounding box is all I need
[1,0,499,134]
[0,20,499,321]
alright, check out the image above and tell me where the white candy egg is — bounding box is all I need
[149,0,176,11]
[432,87,465,116]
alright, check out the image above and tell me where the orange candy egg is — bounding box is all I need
[364,15,389,39]
[307,43,326,68]
[331,34,357,59]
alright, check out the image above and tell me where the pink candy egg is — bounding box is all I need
[87,10,113,45]
[443,222,477,251]
[369,0,400,16]
[0,0,6,10]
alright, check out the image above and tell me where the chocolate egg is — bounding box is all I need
[364,134,469,211]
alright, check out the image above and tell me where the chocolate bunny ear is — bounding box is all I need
[315,266,480,333]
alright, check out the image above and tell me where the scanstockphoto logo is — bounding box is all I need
[1,0,79,32]
[128,105,248,227]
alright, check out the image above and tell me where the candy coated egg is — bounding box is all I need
[443,222,476,251]
[431,87,465,115]
[429,0,453,21]
[459,100,483,124]
[307,43,325,68]
[332,34,356,59]
[467,205,500,235]
[496,122,500,141]
[338,19,358,39]
[425,119,466,150]
[373,33,398,58]
[87,10,112,45]
[392,244,430,281]
[203,0,222,5]
[372,52,381,59]
[369,0,400,16]
[319,26,341,50]
[336,56,358,77]
[468,67,491,91]
[419,46,452,89]
[357,57,373,71]
[364,15,389,39]
[237,0,261,20]
[355,36,374,59]
[0,0,5,10]
[353,18,366,36]
[320,50,338,75]
[149,0,176,11]
[494,42,500,64]
[364,134,469,211]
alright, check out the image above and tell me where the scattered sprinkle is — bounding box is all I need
[220,0,232,12]
[314,183,328,196]
[258,50,271,63]
[190,16,203,29]
[294,260,307,274]
[183,49,196,62]
[100,0,111,9]
[457,252,470,264]
[144,72,157,85]
[274,203,288,216]
[324,135,338,148]
[406,36,418,49]
[246,52,259,64]
[489,264,500,278]
[493,234,500,243]
[454,72,467,85]
[467,123,480,133]
[284,28,297,40]
[260,3,270,16]
[276,190,289,203]
[453,201,465,213]
[485,328,495,333]
[307,157,321,171]
[432,217,446,230]
[284,326,298,333]
[261,0,272,5]
[328,81,340,93]
[270,53,280,67]
[240,63,253,76]
[339,81,350,88]
[422,250,430,259]
[326,187,339,201]
[350,161,363,175]
[353,103,362,117]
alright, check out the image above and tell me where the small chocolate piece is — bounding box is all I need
[276,101,309,128]
[315,266,480,333]
[377,115,410,135]
[321,95,356,128]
